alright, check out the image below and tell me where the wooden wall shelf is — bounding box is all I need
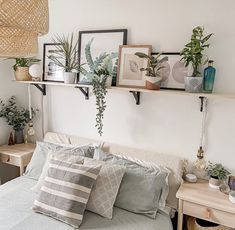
[14,80,235,110]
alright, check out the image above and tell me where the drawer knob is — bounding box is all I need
[7,157,10,162]
[205,208,211,219]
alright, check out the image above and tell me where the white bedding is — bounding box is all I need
[0,176,173,230]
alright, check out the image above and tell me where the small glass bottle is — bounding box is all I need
[203,60,216,93]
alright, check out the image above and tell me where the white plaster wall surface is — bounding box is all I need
[5,0,235,173]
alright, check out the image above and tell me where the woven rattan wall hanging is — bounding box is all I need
[0,0,49,57]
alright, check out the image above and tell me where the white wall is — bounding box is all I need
[0,61,28,182]
[32,0,235,174]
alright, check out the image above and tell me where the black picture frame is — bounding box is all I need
[43,43,65,83]
[78,29,128,83]
[152,52,187,91]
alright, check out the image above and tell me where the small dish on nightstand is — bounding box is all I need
[229,191,235,204]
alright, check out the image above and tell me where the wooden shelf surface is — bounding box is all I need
[14,80,235,99]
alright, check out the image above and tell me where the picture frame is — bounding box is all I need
[43,43,65,82]
[152,52,188,91]
[78,29,128,83]
[229,176,235,191]
[117,45,152,88]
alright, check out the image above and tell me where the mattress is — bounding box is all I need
[0,176,173,230]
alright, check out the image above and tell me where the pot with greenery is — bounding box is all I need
[0,96,37,144]
[12,58,40,81]
[80,38,117,136]
[49,33,79,84]
[206,162,230,189]
[135,52,168,90]
[180,26,213,93]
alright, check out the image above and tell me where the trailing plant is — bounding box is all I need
[11,58,40,71]
[206,162,230,181]
[80,38,117,136]
[0,96,38,131]
[180,26,213,77]
[135,52,168,77]
[49,33,79,72]
[80,38,118,82]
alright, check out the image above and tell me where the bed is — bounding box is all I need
[0,132,183,230]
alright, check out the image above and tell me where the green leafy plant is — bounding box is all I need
[180,26,213,77]
[81,38,117,136]
[80,38,118,82]
[0,96,38,131]
[11,58,40,71]
[206,162,230,180]
[135,52,168,77]
[49,33,79,72]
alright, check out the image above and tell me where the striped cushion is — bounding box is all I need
[33,156,101,229]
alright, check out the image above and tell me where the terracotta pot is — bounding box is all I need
[209,176,221,189]
[145,76,162,90]
[15,67,31,81]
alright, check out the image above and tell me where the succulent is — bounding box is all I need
[206,162,230,181]
[180,26,213,77]
[49,33,79,72]
[135,52,168,77]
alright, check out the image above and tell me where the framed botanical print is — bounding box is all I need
[43,43,65,82]
[78,29,128,83]
[152,52,188,90]
[117,45,152,88]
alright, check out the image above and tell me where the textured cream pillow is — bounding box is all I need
[84,158,125,219]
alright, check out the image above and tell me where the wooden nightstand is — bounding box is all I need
[176,180,235,230]
[0,143,36,176]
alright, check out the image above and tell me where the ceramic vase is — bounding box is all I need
[184,76,203,93]
[63,72,76,84]
[14,130,24,144]
[146,76,162,90]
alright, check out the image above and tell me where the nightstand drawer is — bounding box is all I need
[183,201,235,228]
[1,154,20,166]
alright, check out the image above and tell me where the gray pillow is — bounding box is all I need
[33,156,101,228]
[102,153,168,219]
[25,141,95,180]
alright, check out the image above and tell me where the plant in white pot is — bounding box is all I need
[49,33,79,84]
[80,38,117,136]
[180,26,213,93]
[135,52,168,90]
[12,58,40,81]
[206,162,230,189]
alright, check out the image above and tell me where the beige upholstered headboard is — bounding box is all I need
[44,132,183,210]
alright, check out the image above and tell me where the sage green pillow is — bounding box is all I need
[102,153,168,219]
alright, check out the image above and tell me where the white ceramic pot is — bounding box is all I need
[15,67,31,81]
[146,76,162,90]
[209,177,221,189]
[63,72,76,84]
[105,76,113,88]
[184,76,203,93]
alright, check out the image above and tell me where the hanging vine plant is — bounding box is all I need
[80,39,117,136]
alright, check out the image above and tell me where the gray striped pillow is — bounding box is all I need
[33,156,101,229]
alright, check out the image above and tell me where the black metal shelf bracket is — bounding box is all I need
[76,87,90,100]
[130,91,140,105]
[32,84,46,96]
[199,96,207,112]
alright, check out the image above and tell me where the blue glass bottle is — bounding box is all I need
[203,60,216,93]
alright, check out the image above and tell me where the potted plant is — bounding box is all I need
[180,26,213,93]
[0,96,37,144]
[80,38,117,136]
[135,52,168,90]
[49,33,79,84]
[206,162,230,189]
[12,58,40,81]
